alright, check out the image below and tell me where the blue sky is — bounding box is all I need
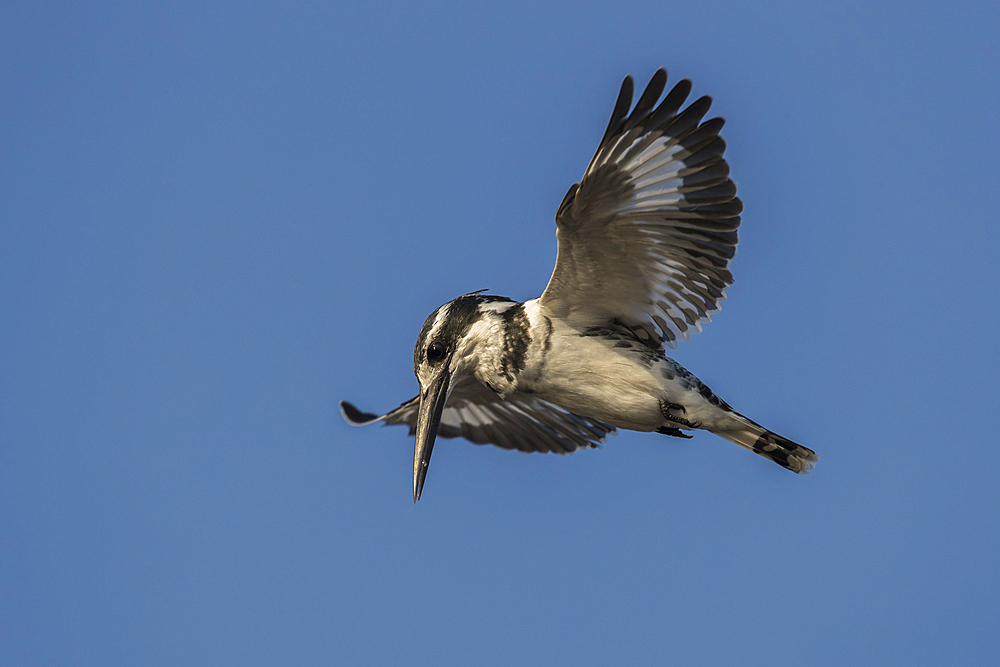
[2,1,998,665]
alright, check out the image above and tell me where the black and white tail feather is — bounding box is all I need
[715,416,817,475]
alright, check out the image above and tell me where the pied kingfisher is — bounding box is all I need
[341,69,817,501]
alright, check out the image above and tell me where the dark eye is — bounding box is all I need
[426,341,446,363]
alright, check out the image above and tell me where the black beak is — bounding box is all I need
[413,370,450,502]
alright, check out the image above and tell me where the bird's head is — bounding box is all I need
[410,290,519,501]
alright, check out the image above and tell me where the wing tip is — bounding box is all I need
[340,400,383,426]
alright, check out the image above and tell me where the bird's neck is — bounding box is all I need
[450,300,534,399]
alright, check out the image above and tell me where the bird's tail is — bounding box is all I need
[712,416,818,474]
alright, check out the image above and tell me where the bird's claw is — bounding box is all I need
[667,414,702,429]
[657,426,694,439]
[660,401,701,429]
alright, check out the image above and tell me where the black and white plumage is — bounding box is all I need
[340,372,615,455]
[341,69,818,501]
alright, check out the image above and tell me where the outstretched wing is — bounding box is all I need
[340,377,615,454]
[541,69,742,349]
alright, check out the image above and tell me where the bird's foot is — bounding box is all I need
[657,426,693,439]
[668,415,702,429]
[659,401,702,429]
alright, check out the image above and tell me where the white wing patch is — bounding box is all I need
[541,69,741,348]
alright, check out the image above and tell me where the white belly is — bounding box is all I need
[520,327,670,431]
[514,300,739,432]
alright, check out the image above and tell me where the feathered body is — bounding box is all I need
[340,69,818,500]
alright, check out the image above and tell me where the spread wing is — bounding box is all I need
[541,69,742,349]
[340,377,615,454]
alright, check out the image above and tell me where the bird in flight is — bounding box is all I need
[341,69,817,501]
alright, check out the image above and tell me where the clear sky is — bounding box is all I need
[3,1,998,665]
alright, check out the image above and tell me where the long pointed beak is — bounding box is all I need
[413,370,451,502]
